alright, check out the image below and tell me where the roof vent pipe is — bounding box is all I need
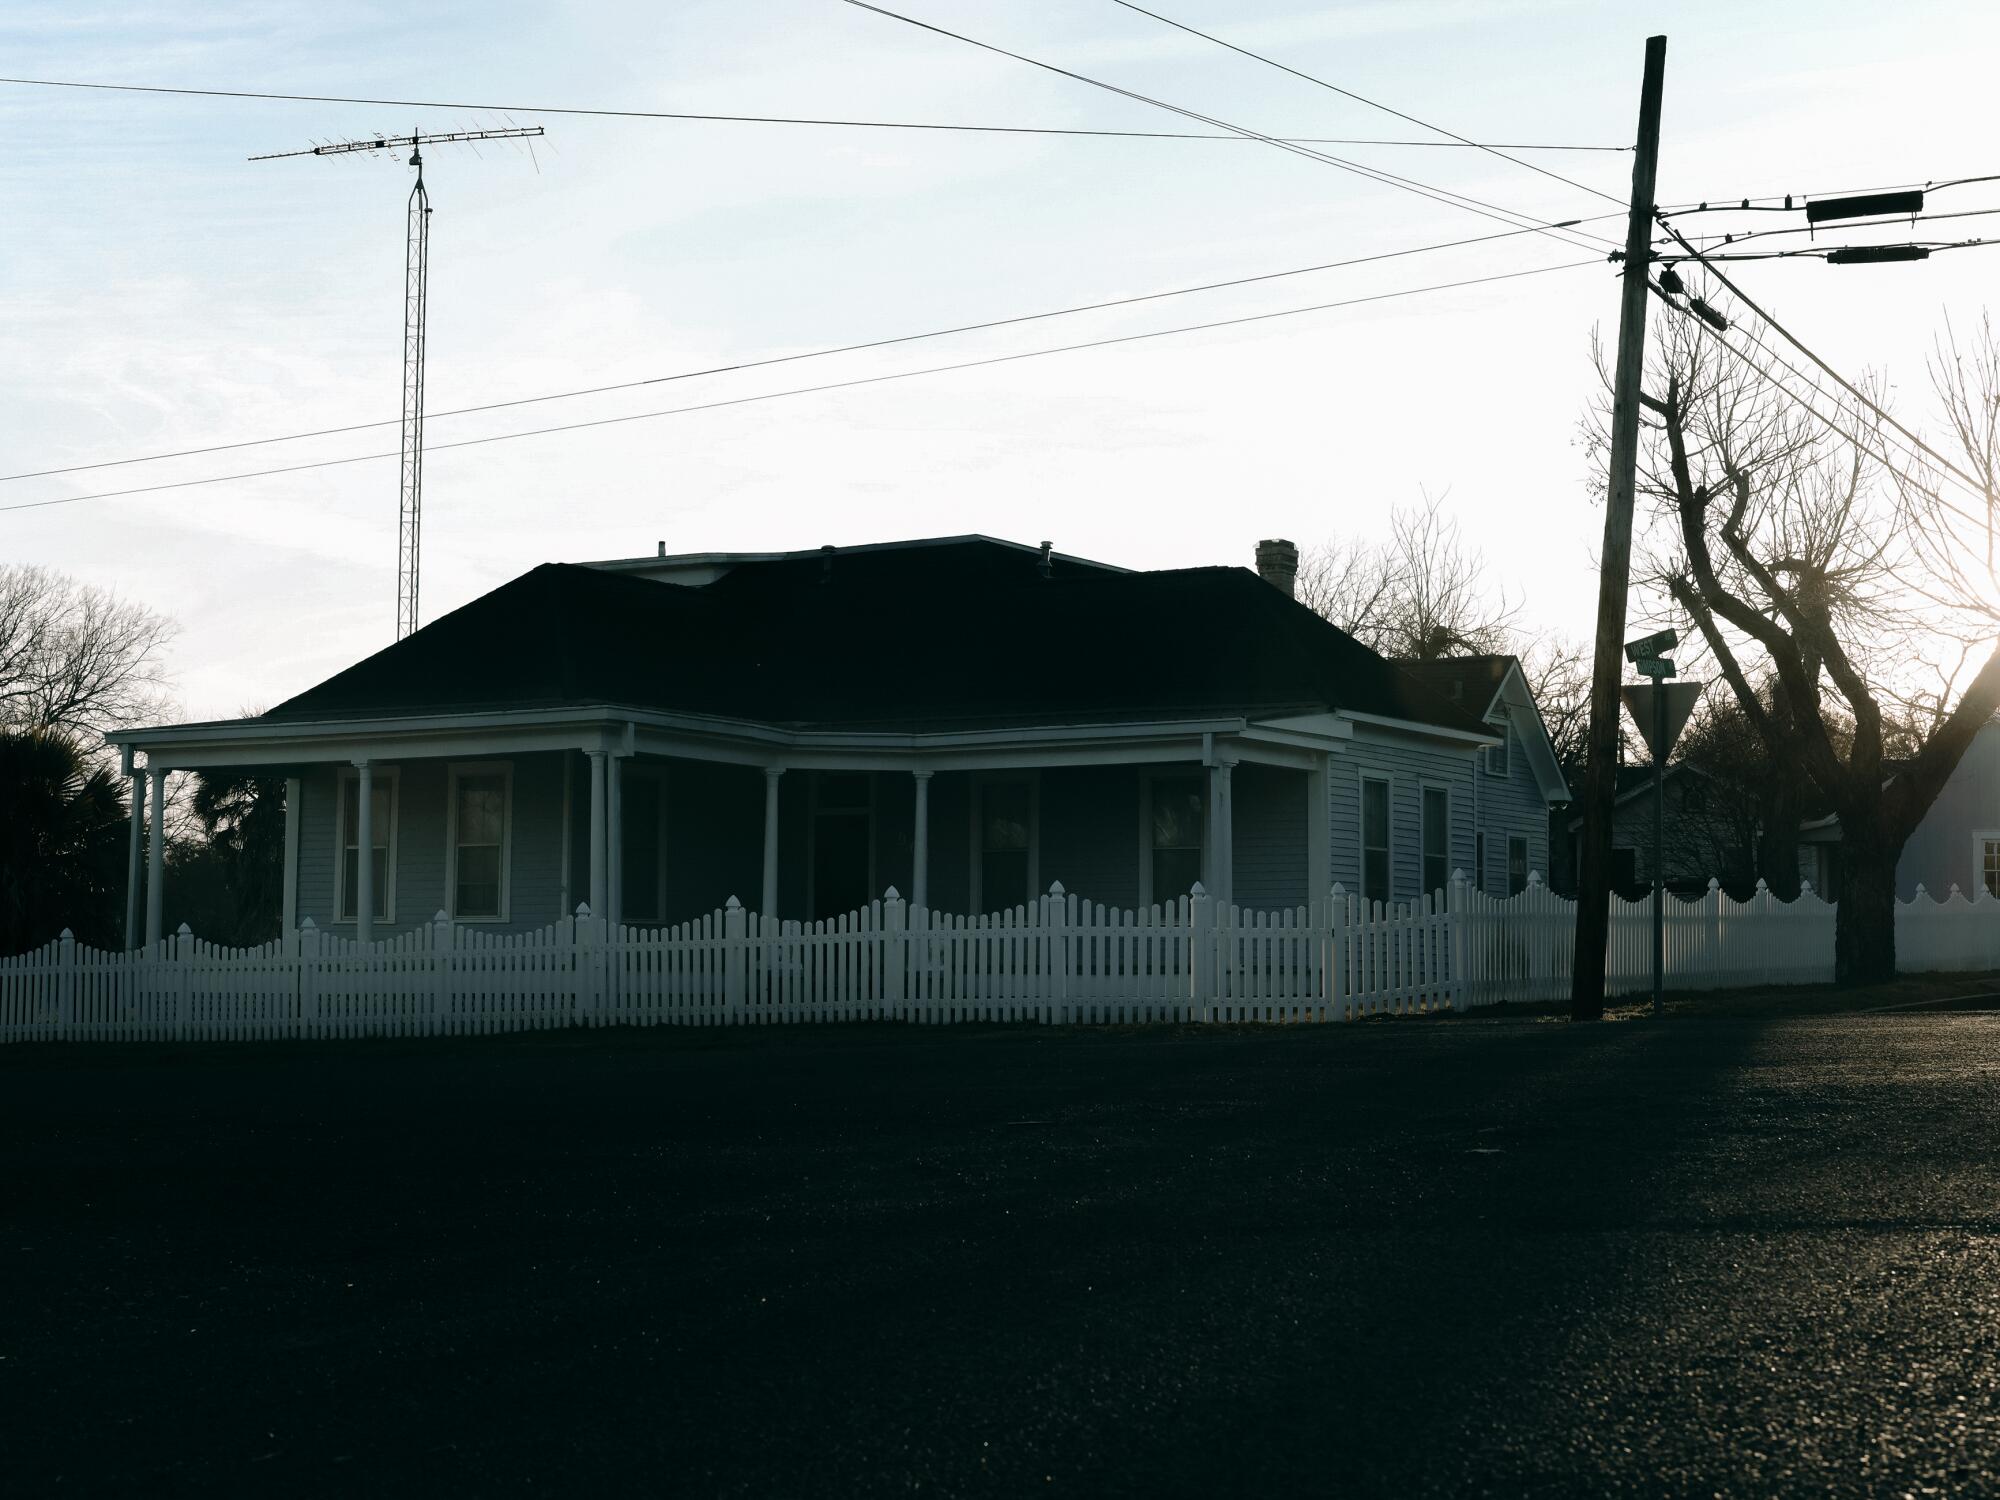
[1255,538,1299,599]
[1039,540,1053,580]
[821,543,836,583]
[657,540,666,557]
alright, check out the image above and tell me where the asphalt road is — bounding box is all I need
[6,1012,2000,1496]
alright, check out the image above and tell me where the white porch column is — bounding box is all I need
[911,770,933,910]
[587,750,608,918]
[144,762,167,947]
[1209,757,1235,906]
[123,754,146,950]
[353,759,374,944]
[761,767,784,918]
[607,751,625,929]
[282,775,302,934]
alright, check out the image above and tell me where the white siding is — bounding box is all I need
[1898,720,2000,899]
[1330,734,1478,902]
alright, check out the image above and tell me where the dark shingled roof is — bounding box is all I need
[1395,654,1516,714]
[263,537,1489,736]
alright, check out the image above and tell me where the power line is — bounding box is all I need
[1659,173,2000,218]
[1107,0,1623,207]
[1655,282,1992,534]
[838,1,1616,254]
[1,257,1598,516]
[0,74,1629,150]
[1655,205,2000,256]
[1655,237,1997,266]
[1659,219,1996,504]
[2,213,1623,484]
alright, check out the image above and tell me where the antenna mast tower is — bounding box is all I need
[252,124,545,638]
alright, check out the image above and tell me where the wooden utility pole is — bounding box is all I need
[1571,35,1668,1021]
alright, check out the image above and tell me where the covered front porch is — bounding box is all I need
[113,707,1344,946]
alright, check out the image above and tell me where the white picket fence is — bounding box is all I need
[4,875,1998,1044]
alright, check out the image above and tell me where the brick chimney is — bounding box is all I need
[1255,538,1299,599]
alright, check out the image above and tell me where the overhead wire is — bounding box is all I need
[0,74,1628,150]
[838,1,1617,254]
[1654,206,2000,257]
[1658,218,1997,506]
[1,212,1624,484]
[1107,0,1624,206]
[0,256,1600,515]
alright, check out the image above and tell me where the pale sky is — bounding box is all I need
[4,0,1996,723]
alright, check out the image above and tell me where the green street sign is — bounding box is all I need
[1624,628,1678,663]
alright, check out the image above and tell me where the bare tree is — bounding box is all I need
[0,566,177,738]
[1297,490,1520,660]
[1586,303,2000,984]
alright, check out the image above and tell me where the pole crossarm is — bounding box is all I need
[249,125,544,161]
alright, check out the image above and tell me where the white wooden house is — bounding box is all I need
[106,535,1571,946]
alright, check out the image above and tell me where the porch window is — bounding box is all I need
[975,778,1034,913]
[1360,776,1391,905]
[335,768,398,924]
[1508,835,1529,897]
[1421,786,1449,897]
[1980,834,2000,899]
[1147,774,1204,903]
[448,764,512,921]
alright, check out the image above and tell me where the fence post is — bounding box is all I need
[57,928,76,1042]
[1045,881,1069,1025]
[575,902,600,1027]
[298,919,320,1040]
[724,896,747,1022]
[1189,881,1212,1024]
[882,887,905,1021]
[1755,877,1771,986]
[1327,884,1348,1021]
[432,910,453,1036]
[174,923,193,1041]
[1448,870,1468,1012]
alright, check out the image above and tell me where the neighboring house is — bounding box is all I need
[1556,763,1759,898]
[1396,655,1571,896]
[108,535,1572,946]
[1800,717,2000,901]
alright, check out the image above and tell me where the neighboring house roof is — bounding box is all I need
[1563,762,1743,830]
[1399,653,1571,805]
[1396,655,1515,717]
[261,535,1492,737]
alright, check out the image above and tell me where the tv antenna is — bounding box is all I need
[252,123,545,638]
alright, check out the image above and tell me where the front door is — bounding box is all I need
[811,773,873,920]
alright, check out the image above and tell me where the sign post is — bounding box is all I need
[1620,639,1702,1019]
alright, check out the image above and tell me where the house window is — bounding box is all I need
[621,767,666,924]
[1485,717,1512,778]
[1475,832,1488,893]
[335,768,399,923]
[1506,835,1530,896]
[1145,774,1204,904]
[447,763,512,921]
[1361,776,1391,906]
[1979,834,2000,900]
[975,778,1035,912]
[1421,786,1449,897]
